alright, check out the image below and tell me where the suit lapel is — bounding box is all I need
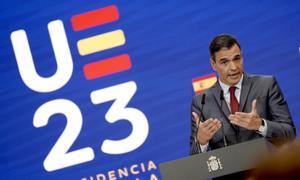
[210,81,239,137]
[211,82,231,117]
[239,74,253,112]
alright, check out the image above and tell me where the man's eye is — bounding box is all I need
[234,57,241,61]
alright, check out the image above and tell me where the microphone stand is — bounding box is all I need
[195,94,206,153]
[220,90,228,147]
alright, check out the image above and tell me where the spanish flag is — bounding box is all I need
[192,73,217,94]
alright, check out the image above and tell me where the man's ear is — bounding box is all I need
[210,59,217,71]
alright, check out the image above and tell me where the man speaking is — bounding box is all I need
[190,34,296,155]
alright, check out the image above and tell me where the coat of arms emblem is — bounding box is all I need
[207,156,223,172]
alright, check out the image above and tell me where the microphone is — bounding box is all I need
[220,90,227,147]
[195,93,206,153]
[200,93,206,121]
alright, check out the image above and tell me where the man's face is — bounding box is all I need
[210,44,244,86]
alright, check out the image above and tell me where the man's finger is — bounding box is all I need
[234,114,252,124]
[234,112,250,118]
[230,119,241,127]
[228,114,238,122]
[251,99,257,113]
[207,120,221,131]
[192,112,200,125]
[229,114,248,123]
[203,119,221,130]
[229,115,240,125]
[206,122,216,131]
[201,118,214,127]
[230,118,248,128]
[208,123,221,136]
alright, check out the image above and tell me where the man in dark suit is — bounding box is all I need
[190,34,296,155]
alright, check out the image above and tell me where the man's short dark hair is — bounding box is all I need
[209,34,241,61]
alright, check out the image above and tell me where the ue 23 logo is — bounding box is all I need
[10,5,149,172]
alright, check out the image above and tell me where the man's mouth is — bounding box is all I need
[228,72,240,78]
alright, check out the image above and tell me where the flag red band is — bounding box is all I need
[83,54,131,80]
[71,5,119,31]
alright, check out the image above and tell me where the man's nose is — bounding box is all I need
[229,61,237,70]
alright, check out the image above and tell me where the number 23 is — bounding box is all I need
[33,81,149,172]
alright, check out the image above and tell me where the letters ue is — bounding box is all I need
[10,9,149,172]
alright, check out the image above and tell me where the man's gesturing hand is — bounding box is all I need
[192,112,222,145]
[229,99,262,130]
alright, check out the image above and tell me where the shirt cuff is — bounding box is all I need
[257,119,267,136]
[200,143,209,152]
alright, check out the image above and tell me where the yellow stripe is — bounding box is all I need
[193,77,217,92]
[77,29,125,56]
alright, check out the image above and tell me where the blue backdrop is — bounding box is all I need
[1,0,300,179]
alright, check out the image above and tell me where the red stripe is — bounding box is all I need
[195,89,205,94]
[192,73,216,82]
[195,90,201,94]
[83,54,131,80]
[71,5,119,31]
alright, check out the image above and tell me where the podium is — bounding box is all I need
[159,138,274,180]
